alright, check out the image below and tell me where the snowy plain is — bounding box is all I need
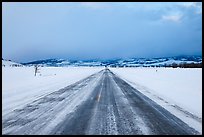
[2,66,103,116]
[2,66,202,134]
[110,67,202,133]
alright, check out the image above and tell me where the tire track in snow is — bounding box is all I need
[2,69,200,135]
[2,70,104,135]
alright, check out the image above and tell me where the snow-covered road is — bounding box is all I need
[2,69,200,135]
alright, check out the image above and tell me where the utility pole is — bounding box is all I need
[34,65,40,76]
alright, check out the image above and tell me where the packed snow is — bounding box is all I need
[2,66,103,116]
[2,66,202,134]
[110,67,202,133]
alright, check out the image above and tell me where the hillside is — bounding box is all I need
[22,56,202,67]
[2,59,23,67]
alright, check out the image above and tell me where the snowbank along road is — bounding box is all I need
[2,69,200,135]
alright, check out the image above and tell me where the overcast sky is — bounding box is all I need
[2,2,202,62]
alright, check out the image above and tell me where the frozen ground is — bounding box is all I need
[2,66,202,134]
[2,68,199,135]
[110,67,202,133]
[2,66,103,116]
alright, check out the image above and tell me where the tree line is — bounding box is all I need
[165,62,202,68]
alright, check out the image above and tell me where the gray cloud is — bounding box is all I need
[2,2,202,62]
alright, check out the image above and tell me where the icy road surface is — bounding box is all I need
[2,69,200,135]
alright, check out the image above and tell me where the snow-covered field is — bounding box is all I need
[110,67,202,133]
[2,66,202,134]
[2,66,103,116]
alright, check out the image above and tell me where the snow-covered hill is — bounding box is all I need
[22,56,202,67]
[2,59,23,67]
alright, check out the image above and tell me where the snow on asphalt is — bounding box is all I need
[2,66,103,116]
[110,67,202,133]
[2,66,202,134]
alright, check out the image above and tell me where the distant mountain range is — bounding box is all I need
[19,55,202,67]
